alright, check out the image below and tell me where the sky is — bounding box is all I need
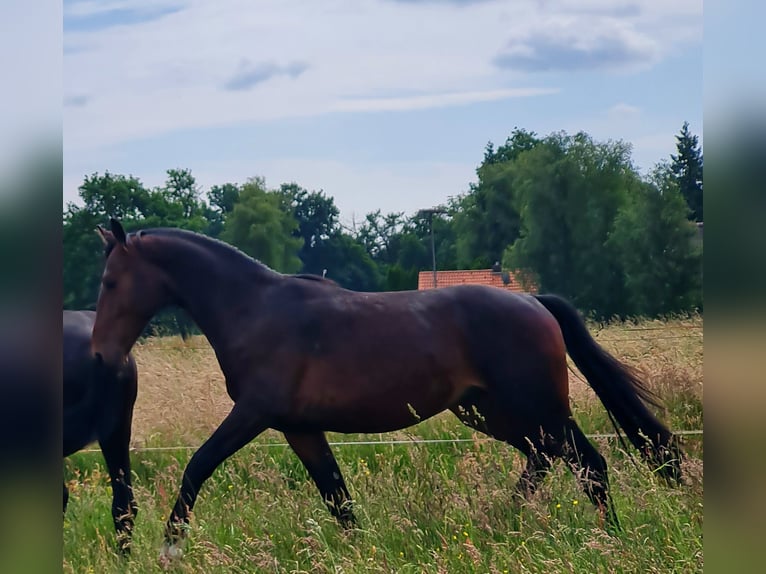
[62,0,703,226]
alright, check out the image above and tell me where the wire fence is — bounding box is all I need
[79,429,702,455]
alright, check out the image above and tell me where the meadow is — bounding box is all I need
[63,316,703,573]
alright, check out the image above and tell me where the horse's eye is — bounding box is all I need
[103,278,117,290]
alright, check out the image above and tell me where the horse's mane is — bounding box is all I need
[113,227,340,287]
[120,227,271,271]
[292,273,340,287]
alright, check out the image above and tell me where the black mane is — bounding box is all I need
[292,273,339,287]
[129,227,273,271]
[111,227,340,286]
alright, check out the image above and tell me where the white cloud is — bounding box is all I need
[494,24,660,73]
[63,0,561,152]
[64,0,175,17]
[62,0,702,213]
[492,0,701,74]
[608,102,641,117]
[63,1,701,131]
[332,88,559,113]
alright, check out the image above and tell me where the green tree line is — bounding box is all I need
[63,124,702,333]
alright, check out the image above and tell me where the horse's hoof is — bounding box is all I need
[117,542,132,556]
[158,541,184,568]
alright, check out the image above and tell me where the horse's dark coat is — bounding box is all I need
[64,309,138,553]
[91,220,682,550]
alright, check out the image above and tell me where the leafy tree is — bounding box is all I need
[356,210,451,290]
[163,168,200,218]
[503,132,638,317]
[670,121,703,222]
[63,173,152,309]
[220,177,303,273]
[206,183,241,237]
[607,164,702,316]
[392,209,458,290]
[279,183,341,274]
[62,125,705,327]
[64,169,212,335]
[140,169,210,232]
[453,128,541,269]
[76,171,150,220]
[357,210,409,266]
[319,233,383,291]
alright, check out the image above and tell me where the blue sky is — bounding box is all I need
[63,0,703,226]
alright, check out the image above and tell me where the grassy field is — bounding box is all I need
[63,316,703,573]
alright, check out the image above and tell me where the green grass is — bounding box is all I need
[63,317,703,572]
[64,421,702,573]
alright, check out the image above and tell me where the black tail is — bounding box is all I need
[534,294,682,483]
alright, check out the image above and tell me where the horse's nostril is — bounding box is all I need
[94,352,103,364]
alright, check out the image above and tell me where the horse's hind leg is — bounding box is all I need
[284,431,355,528]
[515,445,554,500]
[561,420,621,533]
[451,388,563,500]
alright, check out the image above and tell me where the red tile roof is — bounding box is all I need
[417,269,536,293]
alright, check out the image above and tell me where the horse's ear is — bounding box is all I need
[95,224,112,246]
[110,218,127,245]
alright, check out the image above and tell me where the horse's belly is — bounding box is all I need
[287,366,480,434]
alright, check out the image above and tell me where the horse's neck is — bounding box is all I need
[157,239,279,349]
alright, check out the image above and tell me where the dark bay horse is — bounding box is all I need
[91,219,681,557]
[64,309,138,553]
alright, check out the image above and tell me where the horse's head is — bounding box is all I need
[91,218,169,369]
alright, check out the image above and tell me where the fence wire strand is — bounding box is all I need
[78,429,702,454]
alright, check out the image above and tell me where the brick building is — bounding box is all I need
[417,268,536,294]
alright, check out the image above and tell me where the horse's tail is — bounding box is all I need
[534,294,682,483]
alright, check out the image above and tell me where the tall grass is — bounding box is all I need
[63,317,703,573]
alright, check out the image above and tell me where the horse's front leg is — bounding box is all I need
[161,399,269,561]
[284,431,356,528]
[99,423,137,554]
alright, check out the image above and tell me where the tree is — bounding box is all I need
[452,128,541,269]
[206,183,241,237]
[355,210,452,290]
[502,132,638,317]
[607,164,702,316]
[319,233,383,292]
[670,121,703,222]
[220,177,303,272]
[163,168,201,219]
[63,173,153,310]
[64,169,213,335]
[357,210,409,265]
[279,183,341,274]
[76,171,150,220]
